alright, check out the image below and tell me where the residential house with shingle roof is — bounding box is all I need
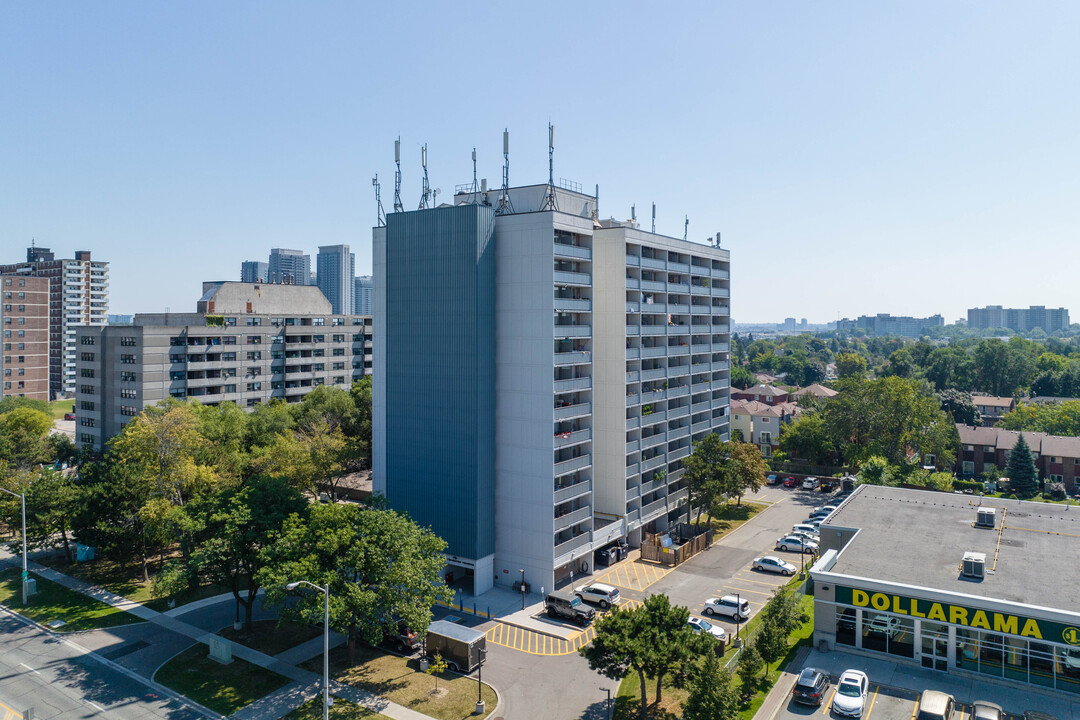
[956,424,1080,491]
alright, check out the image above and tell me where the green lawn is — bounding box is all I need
[37,555,243,612]
[49,399,75,420]
[614,588,814,720]
[154,643,290,716]
[286,698,390,719]
[0,568,143,632]
[708,501,767,540]
[221,619,322,657]
[304,643,497,720]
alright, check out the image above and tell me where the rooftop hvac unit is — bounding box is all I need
[961,551,986,579]
[975,507,997,528]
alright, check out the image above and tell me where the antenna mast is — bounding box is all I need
[631,204,636,224]
[496,129,514,215]
[541,123,558,211]
[651,203,656,233]
[592,183,600,226]
[684,215,689,241]
[470,148,480,203]
[418,144,430,210]
[373,175,386,227]
[393,138,403,213]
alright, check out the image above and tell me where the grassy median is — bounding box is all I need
[286,698,390,719]
[0,568,142,632]
[154,643,290,716]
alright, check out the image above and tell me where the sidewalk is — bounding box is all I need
[5,557,440,720]
[751,644,810,720]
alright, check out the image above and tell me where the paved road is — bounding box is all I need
[0,610,205,720]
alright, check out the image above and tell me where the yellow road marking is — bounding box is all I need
[822,687,837,714]
[722,585,773,596]
[865,684,879,719]
[733,576,786,587]
[910,696,919,720]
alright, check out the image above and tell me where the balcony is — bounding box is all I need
[554,454,592,476]
[711,267,730,280]
[554,297,591,312]
[554,532,592,561]
[641,431,666,450]
[667,344,691,356]
[554,377,591,393]
[625,462,639,479]
[554,479,592,505]
[667,303,690,314]
[554,270,591,286]
[625,325,640,336]
[554,350,591,366]
[640,477,666,496]
[667,282,690,295]
[625,416,640,431]
[641,454,666,473]
[553,402,591,420]
[625,438,640,454]
[641,368,666,382]
[641,498,667,519]
[554,428,591,449]
[711,287,730,298]
[692,400,712,414]
[667,385,690,399]
[669,425,690,441]
[625,277,640,290]
[667,364,690,378]
[625,255,640,267]
[626,370,640,383]
[553,243,592,260]
[554,505,592,533]
[640,256,666,271]
[668,261,690,274]
[640,280,666,292]
[554,325,591,338]
[668,405,690,420]
[669,446,691,462]
[691,420,712,434]
[625,393,640,407]
[641,345,667,358]
[625,347,640,360]
[690,284,710,296]
[625,507,641,524]
[639,325,666,336]
[668,487,689,505]
[625,485,640,502]
[640,409,667,425]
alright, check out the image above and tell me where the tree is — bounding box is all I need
[858,456,894,486]
[1005,433,1038,498]
[834,352,867,380]
[579,595,693,720]
[70,459,158,580]
[881,348,915,379]
[777,414,834,465]
[425,652,448,692]
[192,401,250,482]
[25,468,80,562]
[0,407,54,469]
[938,389,980,426]
[730,364,756,391]
[755,587,808,673]
[253,419,348,499]
[724,442,768,506]
[682,652,737,720]
[350,376,373,463]
[110,403,206,506]
[245,399,295,450]
[158,475,307,630]
[1001,401,1080,437]
[682,433,728,529]
[735,639,763,697]
[260,502,452,663]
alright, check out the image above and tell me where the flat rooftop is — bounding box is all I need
[823,485,1080,613]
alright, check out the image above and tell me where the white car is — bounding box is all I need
[751,555,797,576]
[814,505,839,514]
[831,669,869,717]
[866,614,904,639]
[574,582,621,609]
[775,535,819,553]
[688,616,728,642]
[802,477,818,490]
[789,530,819,545]
[792,524,820,537]
[703,595,750,620]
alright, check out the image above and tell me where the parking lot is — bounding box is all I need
[774,681,1037,720]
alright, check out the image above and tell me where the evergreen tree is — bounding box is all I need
[735,639,763,698]
[683,652,738,720]
[1006,433,1038,498]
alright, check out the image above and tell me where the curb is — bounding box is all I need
[0,603,223,719]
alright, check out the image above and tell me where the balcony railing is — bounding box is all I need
[641,432,666,450]
[691,420,712,434]
[640,280,666,292]
[554,377,591,393]
[554,479,592,505]
[625,462,639,479]
[554,454,592,476]
[626,485,640,502]
[668,446,691,462]
[641,498,667,519]
[625,438,640,454]
[640,256,666,271]
[625,393,640,407]
[554,532,592,561]
[641,346,667,358]
[554,428,591,449]
[554,402,591,420]
[553,243,592,260]
[641,368,666,381]
[554,325,591,338]
[626,347,640,360]
[554,297,591,312]
[554,350,591,366]
[554,270,591,286]
[641,454,666,473]
[554,505,592,533]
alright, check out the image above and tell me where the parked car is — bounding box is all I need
[813,505,838,514]
[791,666,830,706]
[574,582,621,609]
[792,523,820,537]
[751,555,797,576]
[545,591,596,626]
[866,614,905,639]
[801,518,823,529]
[688,616,728,643]
[820,479,837,492]
[783,477,799,488]
[775,535,818,553]
[802,477,820,490]
[703,595,750,620]
[63,412,76,420]
[916,690,956,720]
[808,509,833,520]
[765,474,779,485]
[789,530,819,546]
[831,669,869,718]
[1065,647,1080,670]
[971,701,1004,720]
[383,620,422,653]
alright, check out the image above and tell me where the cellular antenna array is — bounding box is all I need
[651,203,656,233]
[393,138,403,213]
[540,123,558,212]
[418,144,431,210]
[372,174,386,227]
[470,148,480,203]
[684,215,689,241]
[496,129,514,215]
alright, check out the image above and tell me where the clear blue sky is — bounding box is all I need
[3,2,1078,322]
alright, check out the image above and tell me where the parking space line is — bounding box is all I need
[821,687,837,714]
[733,576,785,587]
[909,698,918,719]
[864,684,879,719]
[722,585,772,596]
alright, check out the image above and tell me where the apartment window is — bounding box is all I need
[248,367,262,377]
[17,305,23,312]
[1051,456,1062,464]
[223,368,237,378]
[352,333,365,342]
[246,317,262,326]
[121,406,138,417]
[246,382,262,391]
[246,398,260,407]
[79,384,95,394]
[80,400,95,411]
[223,336,237,345]
[2,382,7,390]
[312,363,325,371]
[962,461,975,475]
[81,336,95,345]
[312,334,325,343]
[120,371,137,382]
[353,348,364,356]
[2,369,8,376]
[80,368,94,378]
[352,318,364,325]
[120,336,137,346]
[17,368,23,376]
[170,389,185,398]
[246,351,262,361]
[2,305,8,312]
[222,352,236,361]
[79,417,96,427]
[170,337,185,346]
[120,354,136,364]
[170,371,186,381]
[963,444,974,452]
[313,349,325,357]
[247,335,262,345]
[333,376,346,384]
[332,317,344,326]
[224,384,237,393]
[313,378,324,386]
[332,348,345,356]
[332,334,345,343]
[760,432,772,445]
[170,354,186,364]
[81,352,95,361]
[332,362,345,370]
[121,388,137,399]
[312,318,325,326]
[224,317,237,326]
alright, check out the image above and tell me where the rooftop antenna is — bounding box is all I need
[372,175,385,227]
[541,123,558,211]
[470,148,480,204]
[418,144,430,210]
[651,202,656,233]
[592,183,600,228]
[496,129,514,215]
[631,204,636,224]
[684,215,689,241]
[393,138,403,213]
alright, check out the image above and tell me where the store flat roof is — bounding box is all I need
[822,485,1080,613]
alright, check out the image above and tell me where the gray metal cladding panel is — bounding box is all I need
[385,205,496,560]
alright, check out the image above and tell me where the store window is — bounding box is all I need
[836,607,857,647]
[860,611,914,658]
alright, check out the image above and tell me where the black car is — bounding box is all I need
[791,667,830,706]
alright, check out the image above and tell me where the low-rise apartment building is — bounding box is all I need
[956,424,1080,490]
[75,282,372,450]
[971,394,1016,426]
[1,275,50,401]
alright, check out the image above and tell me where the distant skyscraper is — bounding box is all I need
[354,276,373,315]
[268,248,311,285]
[783,317,796,331]
[241,260,268,283]
[316,245,355,314]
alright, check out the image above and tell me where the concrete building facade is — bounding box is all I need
[0,247,109,398]
[74,282,372,450]
[1,275,50,401]
[267,248,311,285]
[317,245,355,315]
[240,260,269,283]
[967,305,1071,333]
[373,183,731,595]
[836,313,944,338]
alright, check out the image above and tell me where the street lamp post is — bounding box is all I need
[475,646,487,714]
[287,580,331,720]
[519,569,525,610]
[0,488,28,605]
[734,592,742,647]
